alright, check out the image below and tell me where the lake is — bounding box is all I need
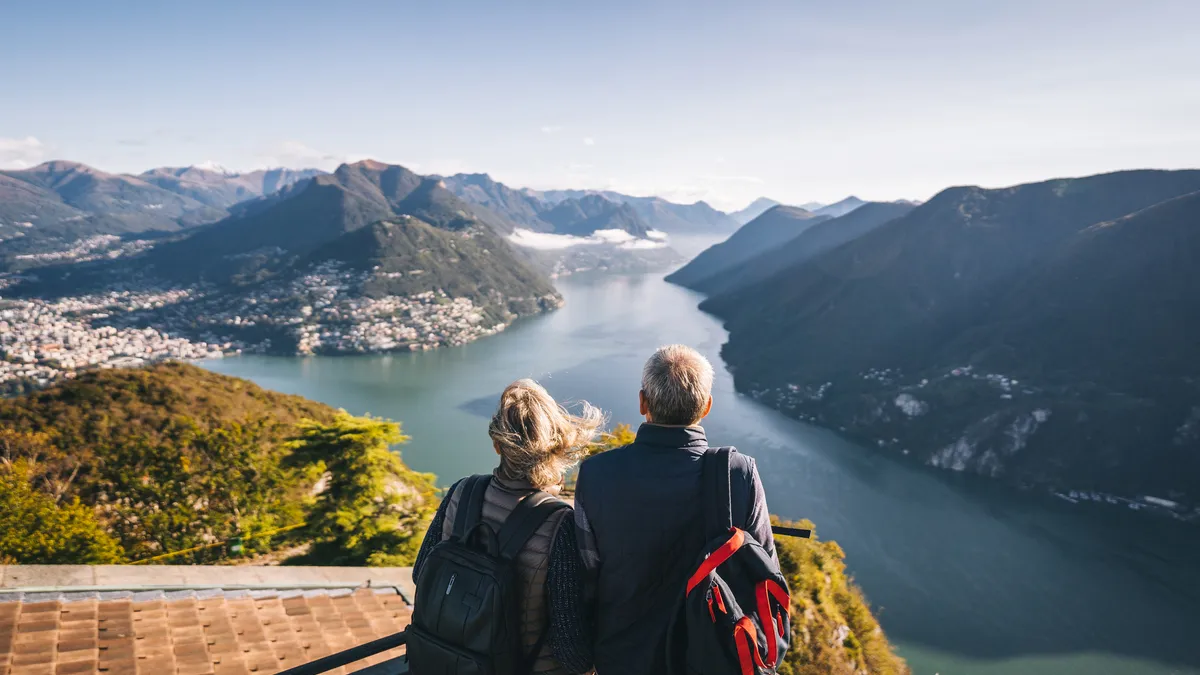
[204,252,1200,675]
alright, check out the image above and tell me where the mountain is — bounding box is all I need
[310,215,557,316]
[798,201,825,211]
[689,201,916,296]
[729,197,782,225]
[812,196,867,218]
[665,205,830,289]
[539,194,652,237]
[140,160,547,287]
[138,166,324,209]
[702,169,1200,497]
[536,188,738,233]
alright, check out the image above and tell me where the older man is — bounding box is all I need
[573,344,775,675]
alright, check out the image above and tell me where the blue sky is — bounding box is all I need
[2,0,1198,210]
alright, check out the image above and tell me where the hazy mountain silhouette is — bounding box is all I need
[665,205,830,288]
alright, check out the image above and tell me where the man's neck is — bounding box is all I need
[643,420,703,429]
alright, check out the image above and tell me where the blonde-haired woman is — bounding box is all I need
[412,379,601,675]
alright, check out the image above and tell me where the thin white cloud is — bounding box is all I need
[507,227,667,251]
[0,136,46,169]
[582,137,595,146]
[703,175,764,184]
[540,125,562,134]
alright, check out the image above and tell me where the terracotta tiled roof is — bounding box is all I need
[0,587,411,675]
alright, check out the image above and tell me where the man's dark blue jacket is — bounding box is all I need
[573,423,775,675]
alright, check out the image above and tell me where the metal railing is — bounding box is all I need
[130,523,307,565]
[278,630,408,675]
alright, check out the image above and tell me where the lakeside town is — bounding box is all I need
[0,260,518,391]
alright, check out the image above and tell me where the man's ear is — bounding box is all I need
[701,395,713,419]
[493,441,502,456]
[639,390,649,418]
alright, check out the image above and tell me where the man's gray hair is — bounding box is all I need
[641,344,714,426]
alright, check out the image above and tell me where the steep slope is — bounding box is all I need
[665,205,829,289]
[311,216,558,317]
[692,201,915,296]
[708,170,1200,386]
[706,170,1200,497]
[729,197,782,225]
[822,191,1200,497]
[540,194,652,237]
[138,166,323,209]
[812,196,867,218]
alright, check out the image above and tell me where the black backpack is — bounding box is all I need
[408,475,570,675]
[666,447,792,675]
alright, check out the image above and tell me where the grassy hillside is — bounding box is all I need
[0,363,435,563]
[774,517,909,675]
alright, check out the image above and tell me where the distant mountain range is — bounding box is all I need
[681,169,1200,499]
[682,201,916,297]
[530,187,738,234]
[0,161,319,266]
[138,166,323,210]
[665,205,831,288]
[437,173,660,238]
[729,197,782,225]
[0,161,226,257]
[132,160,557,301]
[726,195,869,225]
[811,196,867,218]
[13,160,562,356]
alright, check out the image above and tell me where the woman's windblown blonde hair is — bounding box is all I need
[489,378,604,487]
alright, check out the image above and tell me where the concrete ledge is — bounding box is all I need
[0,565,416,603]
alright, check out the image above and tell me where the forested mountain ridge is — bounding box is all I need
[700,169,1200,500]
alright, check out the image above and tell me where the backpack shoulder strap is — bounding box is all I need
[496,491,570,561]
[451,474,493,541]
[702,447,733,539]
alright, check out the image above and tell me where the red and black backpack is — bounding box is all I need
[667,447,792,675]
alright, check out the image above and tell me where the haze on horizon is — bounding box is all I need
[1,0,1198,211]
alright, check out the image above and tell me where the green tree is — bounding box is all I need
[288,412,437,566]
[0,462,123,564]
[94,419,305,559]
